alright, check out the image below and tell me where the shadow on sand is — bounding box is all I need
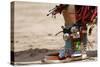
[11,48,58,62]
[11,48,97,62]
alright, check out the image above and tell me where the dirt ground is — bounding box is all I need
[11,1,97,64]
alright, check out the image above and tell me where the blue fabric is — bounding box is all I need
[59,39,73,58]
[65,39,72,49]
[59,49,65,58]
[74,51,81,54]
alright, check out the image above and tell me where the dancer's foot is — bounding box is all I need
[59,56,66,60]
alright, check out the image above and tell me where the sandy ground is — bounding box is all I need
[11,1,97,64]
[13,2,65,52]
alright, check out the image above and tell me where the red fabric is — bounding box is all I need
[75,6,97,23]
[90,8,97,22]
